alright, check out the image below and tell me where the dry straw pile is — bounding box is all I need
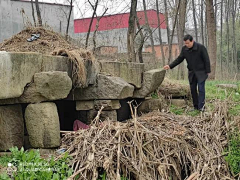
[57,102,234,180]
[0,27,96,88]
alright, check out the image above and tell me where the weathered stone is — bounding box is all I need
[21,71,72,103]
[216,84,238,90]
[42,55,71,75]
[72,74,134,100]
[138,99,162,113]
[158,78,190,98]
[100,61,144,88]
[94,100,121,110]
[87,110,117,123]
[0,105,24,151]
[0,52,42,99]
[133,69,166,98]
[76,101,94,110]
[171,99,186,107]
[0,52,98,100]
[25,102,60,148]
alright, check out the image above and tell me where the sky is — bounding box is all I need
[36,0,133,19]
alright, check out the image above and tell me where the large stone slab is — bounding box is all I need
[25,102,60,148]
[100,61,144,88]
[0,105,24,151]
[0,52,98,100]
[133,69,166,98]
[76,101,94,110]
[158,78,190,98]
[138,98,162,113]
[0,52,42,99]
[72,74,134,100]
[94,100,121,110]
[216,84,238,91]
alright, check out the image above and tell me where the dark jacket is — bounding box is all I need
[169,42,211,83]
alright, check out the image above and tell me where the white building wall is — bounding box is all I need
[0,0,74,43]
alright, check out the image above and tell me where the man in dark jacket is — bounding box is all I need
[163,34,211,111]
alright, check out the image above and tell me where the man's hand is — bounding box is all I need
[163,65,170,70]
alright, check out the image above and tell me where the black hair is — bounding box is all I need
[183,34,193,41]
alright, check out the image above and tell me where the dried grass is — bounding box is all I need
[0,27,96,88]
[57,101,234,180]
[52,48,96,88]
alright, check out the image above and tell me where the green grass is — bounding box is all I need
[0,147,73,180]
[205,80,240,102]
[170,105,184,115]
[225,130,240,176]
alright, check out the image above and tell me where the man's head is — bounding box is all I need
[183,34,194,48]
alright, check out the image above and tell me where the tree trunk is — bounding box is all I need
[192,0,198,42]
[31,0,36,27]
[156,0,165,65]
[35,0,42,26]
[220,0,223,77]
[177,0,187,80]
[85,0,99,48]
[66,0,73,40]
[200,0,204,45]
[164,0,170,44]
[127,0,137,62]
[93,8,108,53]
[136,17,144,63]
[168,0,181,64]
[206,0,217,79]
[226,0,230,74]
[143,0,156,59]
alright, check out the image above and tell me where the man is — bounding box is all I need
[163,34,211,111]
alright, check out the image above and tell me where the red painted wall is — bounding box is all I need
[74,10,166,33]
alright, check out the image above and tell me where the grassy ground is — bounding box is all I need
[168,80,240,116]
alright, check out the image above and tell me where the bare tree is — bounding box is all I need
[85,0,99,48]
[35,0,42,26]
[156,0,165,65]
[93,8,108,53]
[66,0,73,40]
[200,0,204,45]
[136,17,145,63]
[31,0,36,27]
[163,0,170,44]
[192,0,198,42]
[220,0,223,75]
[206,0,217,79]
[143,0,156,58]
[127,0,137,62]
[177,0,187,80]
[168,0,181,64]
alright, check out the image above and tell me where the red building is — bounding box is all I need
[74,10,168,53]
[74,10,166,33]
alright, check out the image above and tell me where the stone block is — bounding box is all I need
[72,74,134,100]
[76,101,94,110]
[171,99,186,107]
[138,99,162,113]
[100,61,144,88]
[25,102,60,148]
[0,105,24,151]
[133,69,166,98]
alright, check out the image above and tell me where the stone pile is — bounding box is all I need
[0,52,165,151]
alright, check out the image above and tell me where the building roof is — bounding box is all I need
[74,9,166,33]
